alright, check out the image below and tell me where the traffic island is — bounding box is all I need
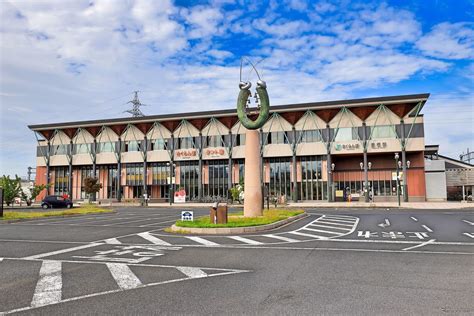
[0,205,113,222]
[168,209,307,235]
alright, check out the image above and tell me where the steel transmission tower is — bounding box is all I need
[460,148,474,164]
[125,91,147,117]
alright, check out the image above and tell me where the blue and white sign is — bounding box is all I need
[181,211,194,221]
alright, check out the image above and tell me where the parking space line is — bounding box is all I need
[463,233,474,239]
[137,232,172,246]
[422,225,433,232]
[228,236,263,245]
[176,267,208,278]
[185,237,219,246]
[106,263,142,290]
[410,217,418,222]
[31,260,62,308]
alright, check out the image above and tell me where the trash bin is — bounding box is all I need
[210,203,228,224]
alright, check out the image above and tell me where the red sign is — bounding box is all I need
[175,149,197,159]
[205,148,225,157]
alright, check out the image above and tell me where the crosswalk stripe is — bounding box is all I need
[104,238,122,245]
[262,234,300,243]
[309,223,351,231]
[323,216,356,221]
[137,232,172,246]
[319,218,355,224]
[185,236,219,246]
[176,266,208,278]
[289,231,329,239]
[106,263,142,290]
[323,215,355,219]
[315,220,354,227]
[228,236,263,245]
[301,227,341,235]
[31,260,62,307]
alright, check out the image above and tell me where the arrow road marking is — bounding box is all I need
[462,233,474,239]
[402,239,436,251]
[378,219,390,228]
[462,220,474,226]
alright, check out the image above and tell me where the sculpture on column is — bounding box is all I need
[236,59,270,217]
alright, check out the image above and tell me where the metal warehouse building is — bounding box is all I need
[29,93,430,203]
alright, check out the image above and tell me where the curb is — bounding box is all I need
[0,209,116,224]
[169,212,308,235]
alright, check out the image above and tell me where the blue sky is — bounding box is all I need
[0,0,473,177]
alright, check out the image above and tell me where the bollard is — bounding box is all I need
[216,204,228,224]
[210,202,219,224]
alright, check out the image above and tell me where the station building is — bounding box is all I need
[29,93,429,203]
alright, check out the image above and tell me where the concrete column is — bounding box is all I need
[92,138,97,201]
[170,134,175,204]
[143,135,148,201]
[260,128,265,209]
[362,122,369,202]
[117,137,122,202]
[228,130,232,199]
[292,126,298,202]
[68,140,73,198]
[244,130,263,217]
[401,119,408,202]
[326,124,332,202]
[198,132,203,202]
[46,140,51,188]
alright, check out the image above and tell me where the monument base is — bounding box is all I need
[244,129,263,217]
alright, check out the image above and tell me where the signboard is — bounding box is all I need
[335,190,344,197]
[175,149,197,160]
[391,172,403,181]
[181,211,193,221]
[205,148,226,158]
[370,141,388,149]
[174,188,186,203]
[334,143,360,151]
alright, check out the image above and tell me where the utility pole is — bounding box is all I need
[124,91,146,117]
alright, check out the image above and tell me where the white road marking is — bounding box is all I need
[289,231,329,240]
[104,238,122,245]
[0,258,3,262]
[262,234,300,243]
[462,220,474,226]
[422,225,433,233]
[315,220,354,227]
[23,243,103,260]
[323,215,355,220]
[302,227,341,235]
[309,223,350,231]
[318,218,355,224]
[31,260,62,307]
[2,262,248,315]
[137,232,172,246]
[378,218,390,228]
[463,233,474,239]
[176,266,208,278]
[185,236,219,246]
[228,236,263,245]
[106,263,142,290]
[402,239,436,251]
[410,216,418,222]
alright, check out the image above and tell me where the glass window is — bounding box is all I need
[205,135,224,148]
[301,130,322,143]
[178,137,195,149]
[126,141,140,152]
[75,143,90,154]
[371,125,397,139]
[334,127,358,141]
[152,139,166,150]
[52,145,68,155]
[98,142,115,153]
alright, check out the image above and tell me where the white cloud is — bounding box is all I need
[417,22,474,59]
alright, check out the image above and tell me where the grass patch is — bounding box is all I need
[1,205,113,221]
[175,209,304,228]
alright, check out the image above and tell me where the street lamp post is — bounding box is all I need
[360,161,372,202]
[167,162,176,205]
[394,153,411,207]
[330,163,335,201]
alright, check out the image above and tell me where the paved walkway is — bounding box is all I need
[140,201,473,209]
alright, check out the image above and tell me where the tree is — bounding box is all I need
[20,184,50,206]
[0,175,22,206]
[83,177,102,201]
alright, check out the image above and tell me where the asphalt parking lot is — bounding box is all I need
[0,206,473,315]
